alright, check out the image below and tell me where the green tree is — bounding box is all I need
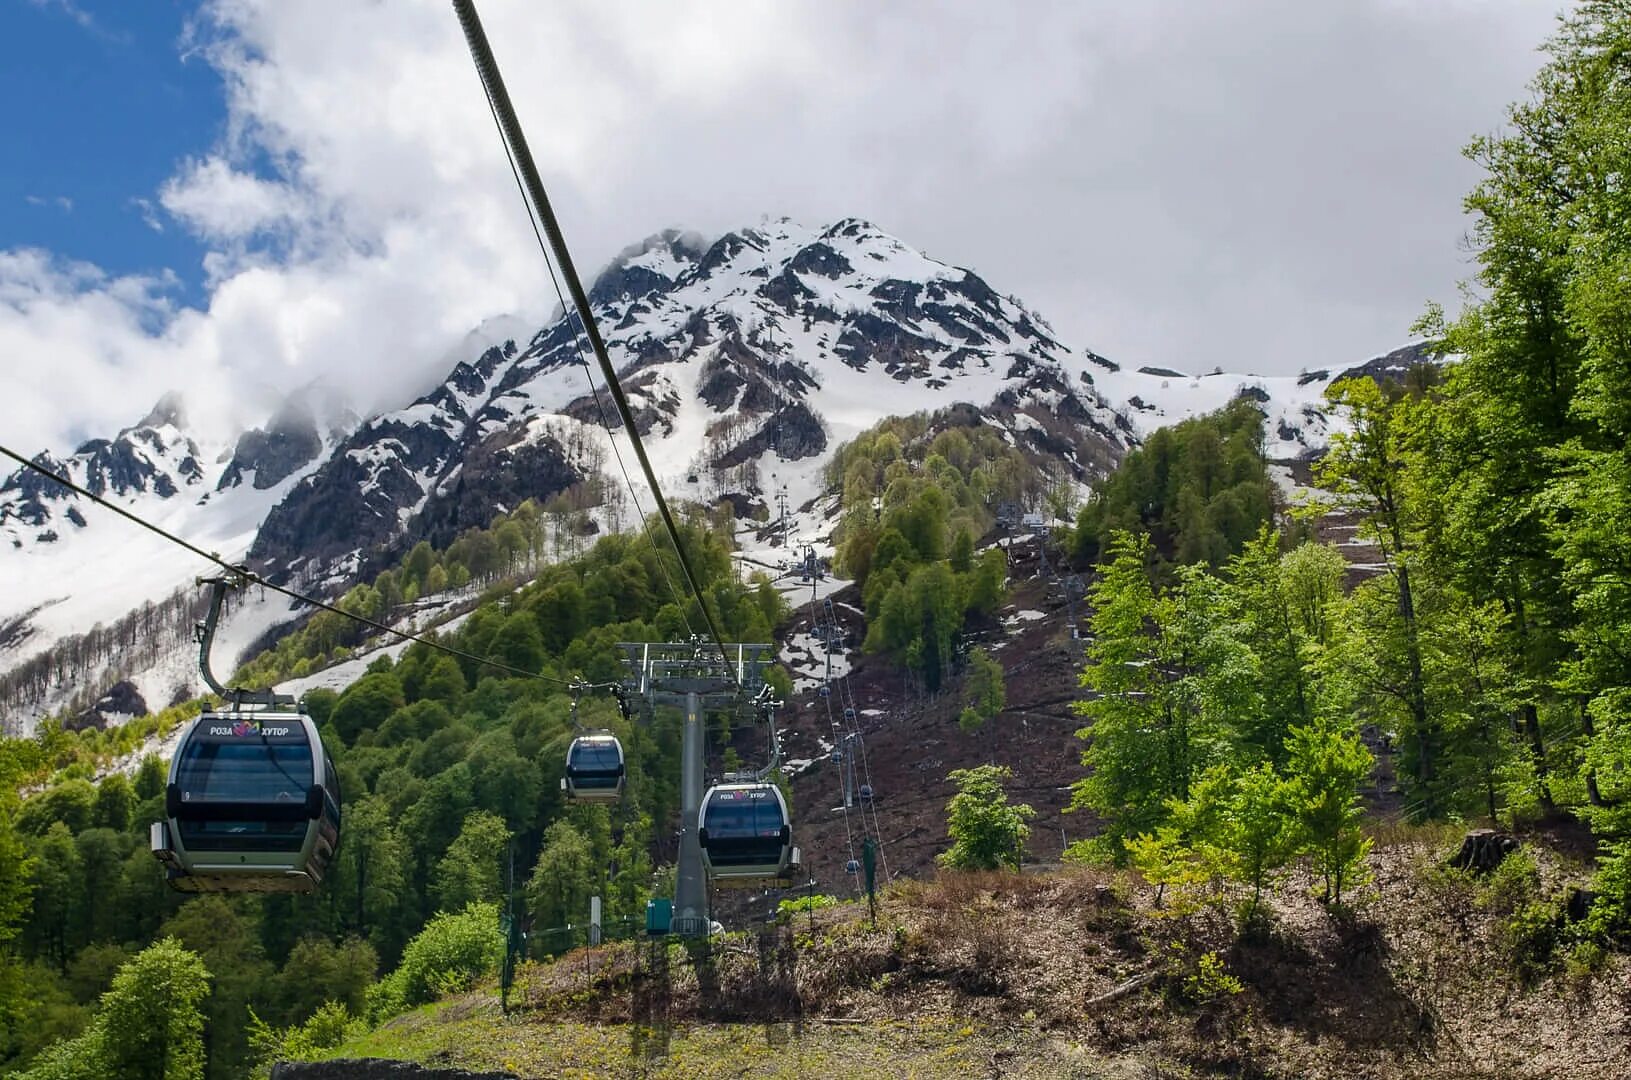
[489,612,546,674]
[958,648,1006,733]
[1284,721,1373,907]
[329,796,409,958]
[1227,531,1323,762]
[431,812,510,914]
[1071,533,1259,857]
[1216,763,1300,925]
[91,777,133,834]
[938,765,1034,872]
[271,936,377,1025]
[157,896,273,1080]
[328,672,405,745]
[19,938,211,1080]
[526,820,595,933]
[23,824,80,969]
[366,904,500,1020]
[949,527,974,573]
[1318,379,1444,816]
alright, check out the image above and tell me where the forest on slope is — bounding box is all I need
[0,406,1038,1079]
[6,4,1631,1078]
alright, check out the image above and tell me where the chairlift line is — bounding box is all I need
[561,677,629,802]
[814,582,893,884]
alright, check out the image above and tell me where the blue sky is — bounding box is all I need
[2,0,219,302]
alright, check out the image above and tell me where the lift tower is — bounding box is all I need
[620,641,775,937]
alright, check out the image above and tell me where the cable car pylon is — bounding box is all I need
[619,641,791,937]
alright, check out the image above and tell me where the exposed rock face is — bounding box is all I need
[0,397,208,547]
[247,340,586,583]
[65,679,147,732]
[219,403,325,491]
[1335,341,1441,384]
[413,424,581,552]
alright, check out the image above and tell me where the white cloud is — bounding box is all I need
[27,0,127,45]
[3,0,1561,459]
[23,195,73,213]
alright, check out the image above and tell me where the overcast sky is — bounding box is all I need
[2,0,1563,454]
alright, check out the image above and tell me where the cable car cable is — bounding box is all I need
[0,444,579,690]
[803,581,858,889]
[453,0,741,694]
[815,583,892,883]
[476,94,697,644]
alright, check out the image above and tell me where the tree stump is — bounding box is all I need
[1565,886,1599,923]
[1449,829,1519,874]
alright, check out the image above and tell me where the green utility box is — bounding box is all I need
[645,898,673,936]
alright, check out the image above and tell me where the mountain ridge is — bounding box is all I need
[0,215,1430,727]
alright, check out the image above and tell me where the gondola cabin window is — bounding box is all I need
[568,740,622,773]
[704,790,784,838]
[174,724,313,851]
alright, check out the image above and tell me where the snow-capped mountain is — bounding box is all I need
[246,218,1142,584]
[0,215,1429,730]
[0,388,354,693]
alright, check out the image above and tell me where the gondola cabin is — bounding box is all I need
[698,782,797,887]
[150,711,340,893]
[562,733,625,802]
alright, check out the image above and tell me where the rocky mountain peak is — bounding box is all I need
[137,391,187,432]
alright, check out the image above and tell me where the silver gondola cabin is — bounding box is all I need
[151,710,341,893]
[697,781,797,887]
[562,733,625,802]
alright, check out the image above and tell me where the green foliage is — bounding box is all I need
[1180,950,1244,1005]
[1070,532,1260,856]
[1583,840,1631,943]
[17,938,211,1080]
[367,904,502,1021]
[831,412,1025,686]
[431,812,510,914]
[776,894,839,923]
[526,821,595,935]
[248,1001,360,1072]
[1497,900,1562,981]
[1215,764,1301,924]
[938,765,1034,872]
[1284,722,1373,907]
[1073,398,1275,571]
[957,648,1005,733]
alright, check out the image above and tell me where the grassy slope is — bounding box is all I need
[298,830,1630,1080]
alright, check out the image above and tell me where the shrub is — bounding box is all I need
[366,903,502,1020]
[17,937,210,1080]
[1183,950,1245,1005]
[777,894,838,924]
[1497,900,1561,981]
[1478,849,1541,918]
[248,1001,360,1069]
